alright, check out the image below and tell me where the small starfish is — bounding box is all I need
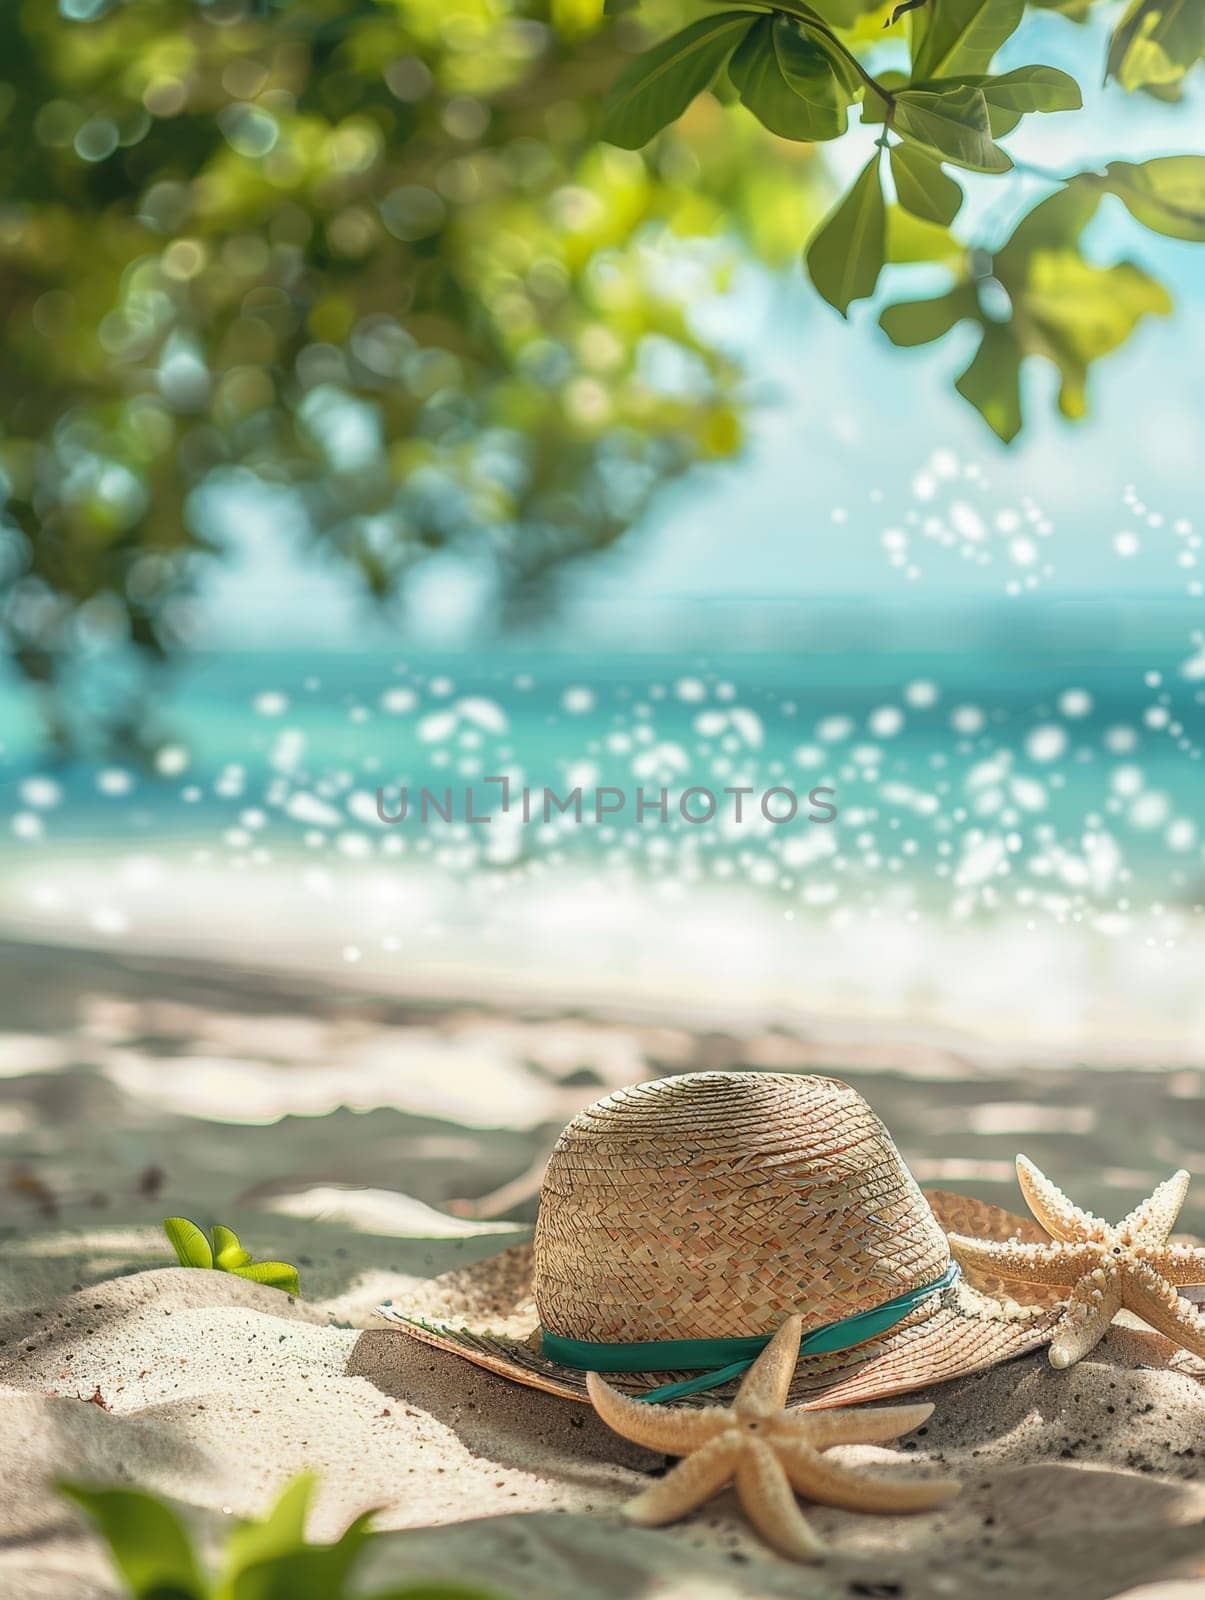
[586,1314,959,1562]
[948,1155,1205,1369]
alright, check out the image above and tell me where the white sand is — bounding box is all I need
[5,1259,1205,1600]
[2,940,1205,1599]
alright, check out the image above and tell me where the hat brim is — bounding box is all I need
[377,1190,1061,1409]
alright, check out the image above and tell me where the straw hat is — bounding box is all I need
[380,1072,1059,1407]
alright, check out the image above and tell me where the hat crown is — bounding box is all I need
[533,1072,950,1344]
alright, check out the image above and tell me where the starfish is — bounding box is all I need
[586,1314,959,1562]
[948,1155,1205,1370]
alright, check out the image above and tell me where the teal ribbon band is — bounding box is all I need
[540,1261,960,1404]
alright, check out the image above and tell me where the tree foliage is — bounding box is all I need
[3,0,801,744]
[1,0,1202,742]
[602,0,1204,438]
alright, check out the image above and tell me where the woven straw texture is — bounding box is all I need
[382,1242,1057,1408]
[377,1072,1063,1404]
[533,1072,951,1343]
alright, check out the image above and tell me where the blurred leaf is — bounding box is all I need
[164,1218,214,1270]
[995,179,1102,269]
[60,1484,204,1600]
[893,87,1012,172]
[1106,0,1204,89]
[600,13,756,148]
[373,1589,509,1599]
[910,0,1025,78]
[890,142,963,224]
[880,283,977,344]
[1028,0,1098,16]
[729,152,828,262]
[805,151,887,314]
[883,159,1174,441]
[729,16,851,140]
[220,1477,317,1592]
[885,204,964,260]
[1134,75,1186,100]
[1021,252,1172,417]
[228,1514,375,1600]
[552,0,606,39]
[956,321,1024,442]
[61,1476,506,1600]
[1100,156,1205,241]
[815,0,896,22]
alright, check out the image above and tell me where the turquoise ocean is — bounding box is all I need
[2,606,1204,1052]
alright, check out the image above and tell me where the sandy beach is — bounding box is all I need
[3,938,1205,1600]
[6,0,1204,1588]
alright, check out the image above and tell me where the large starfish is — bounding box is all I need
[586,1314,959,1562]
[948,1155,1205,1369]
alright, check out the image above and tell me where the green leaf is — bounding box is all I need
[880,284,978,345]
[1100,156,1205,242]
[879,153,1187,442]
[1038,255,1175,349]
[890,141,963,225]
[805,26,866,99]
[966,65,1082,111]
[228,1514,374,1600]
[600,12,756,148]
[721,0,825,28]
[893,87,1012,172]
[886,205,963,262]
[815,0,891,22]
[231,1261,301,1295]
[163,1217,214,1270]
[1106,0,1204,90]
[60,1484,205,1600]
[729,16,850,140]
[911,0,1025,79]
[914,66,1082,136]
[217,1246,255,1270]
[1139,76,1187,101]
[1028,0,1094,16]
[220,1476,317,1591]
[212,1224,253,1271]
[1023,252,1171,417]
[374,1588,510,1599]
[955,321,1024,443]
[994,179,1102,275]
[805,151,887,315]
[860,72,908,124]
[211,1223,241,1255]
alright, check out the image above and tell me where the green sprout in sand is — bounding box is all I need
[62,1473,498,1600]
[163,1217,300,1297]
